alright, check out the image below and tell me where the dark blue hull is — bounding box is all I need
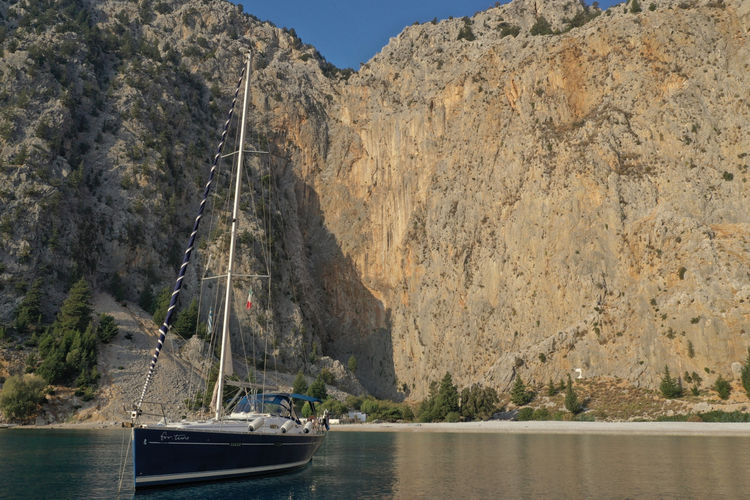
[133,426,325,488]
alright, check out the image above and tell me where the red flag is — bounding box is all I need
[245,289,253,309]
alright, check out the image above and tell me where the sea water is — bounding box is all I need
[1,428,749,499]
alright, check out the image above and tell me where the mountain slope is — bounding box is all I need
[1,0,748,400]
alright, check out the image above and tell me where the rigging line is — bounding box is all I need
[263,147,278,377]
[134,62,247,417]
[116,429,133,498]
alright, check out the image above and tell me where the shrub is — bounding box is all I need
[498,23,520,38]
[722,171,733,181]
[510,375,534,406]
[319,397,347,417]
[445,411,461,422]
[630,0,642,13]
[347,355,357,373]
[344,394,363,410]
[659,366,683,398]
[457,25,476,41]
[0,374,47,421]
[530,16,553,36]
[516,407,534,420]
[547,379,558,396]
[319,368,335,385]
[532,408,550,420]
[687,340,695,358]
[714,376,731,400]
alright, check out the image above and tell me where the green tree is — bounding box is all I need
[138,286,155,314]
[418,373,460,422]
[564,375,583,414]
[547,378,558,396]
[436,372,459,416]
[511,375,533,406]
[36,280,97,387]
[630,0,642,14]
[308,374,327,400]
[292,371,308,395]
[96,314,118,343]
[0,374,47,421]
[347,355,357,373]
[173,299,199,338]
[152,287,171,327]
[57,278,93,333]
[460,384,498,421]
[714,375,731,400]
[301,401,312,418]
[741,348,750,398]
[659,366,683,398]
[14,279,43,334]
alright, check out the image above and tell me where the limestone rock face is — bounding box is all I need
[303,0,750,397]
[1,0,748,400]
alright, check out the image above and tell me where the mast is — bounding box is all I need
[216,52,252,420]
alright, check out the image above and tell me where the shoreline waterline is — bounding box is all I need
[3,419,750,436]
[331,420,750,436]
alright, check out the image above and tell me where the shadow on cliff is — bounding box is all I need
[277,166,400,400]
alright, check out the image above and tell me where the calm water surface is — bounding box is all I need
[1,428,749,499]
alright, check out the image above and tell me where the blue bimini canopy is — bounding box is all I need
[290,393,322,403]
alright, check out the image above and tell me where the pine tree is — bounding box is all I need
[152,287,172,327]
[564,375,583,414]
[511,375,533,406]
[741,348,750,398]
[173,299,199,338]
[436,372,459,418]
[659,366,683,398]
[292,371,308,395]
[14,279,43,334]
[307,374,327,400]
[57,278,93,333]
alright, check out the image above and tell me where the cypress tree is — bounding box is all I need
[741,348,750,398]
[564,375,583,414]
[436,372,459,418]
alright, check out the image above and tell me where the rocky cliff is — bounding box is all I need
[1,0,749,400]
[306,0,750,397]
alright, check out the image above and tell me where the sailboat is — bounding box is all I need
[128,53,328,489]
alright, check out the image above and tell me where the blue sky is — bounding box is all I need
[234,1,623,69]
